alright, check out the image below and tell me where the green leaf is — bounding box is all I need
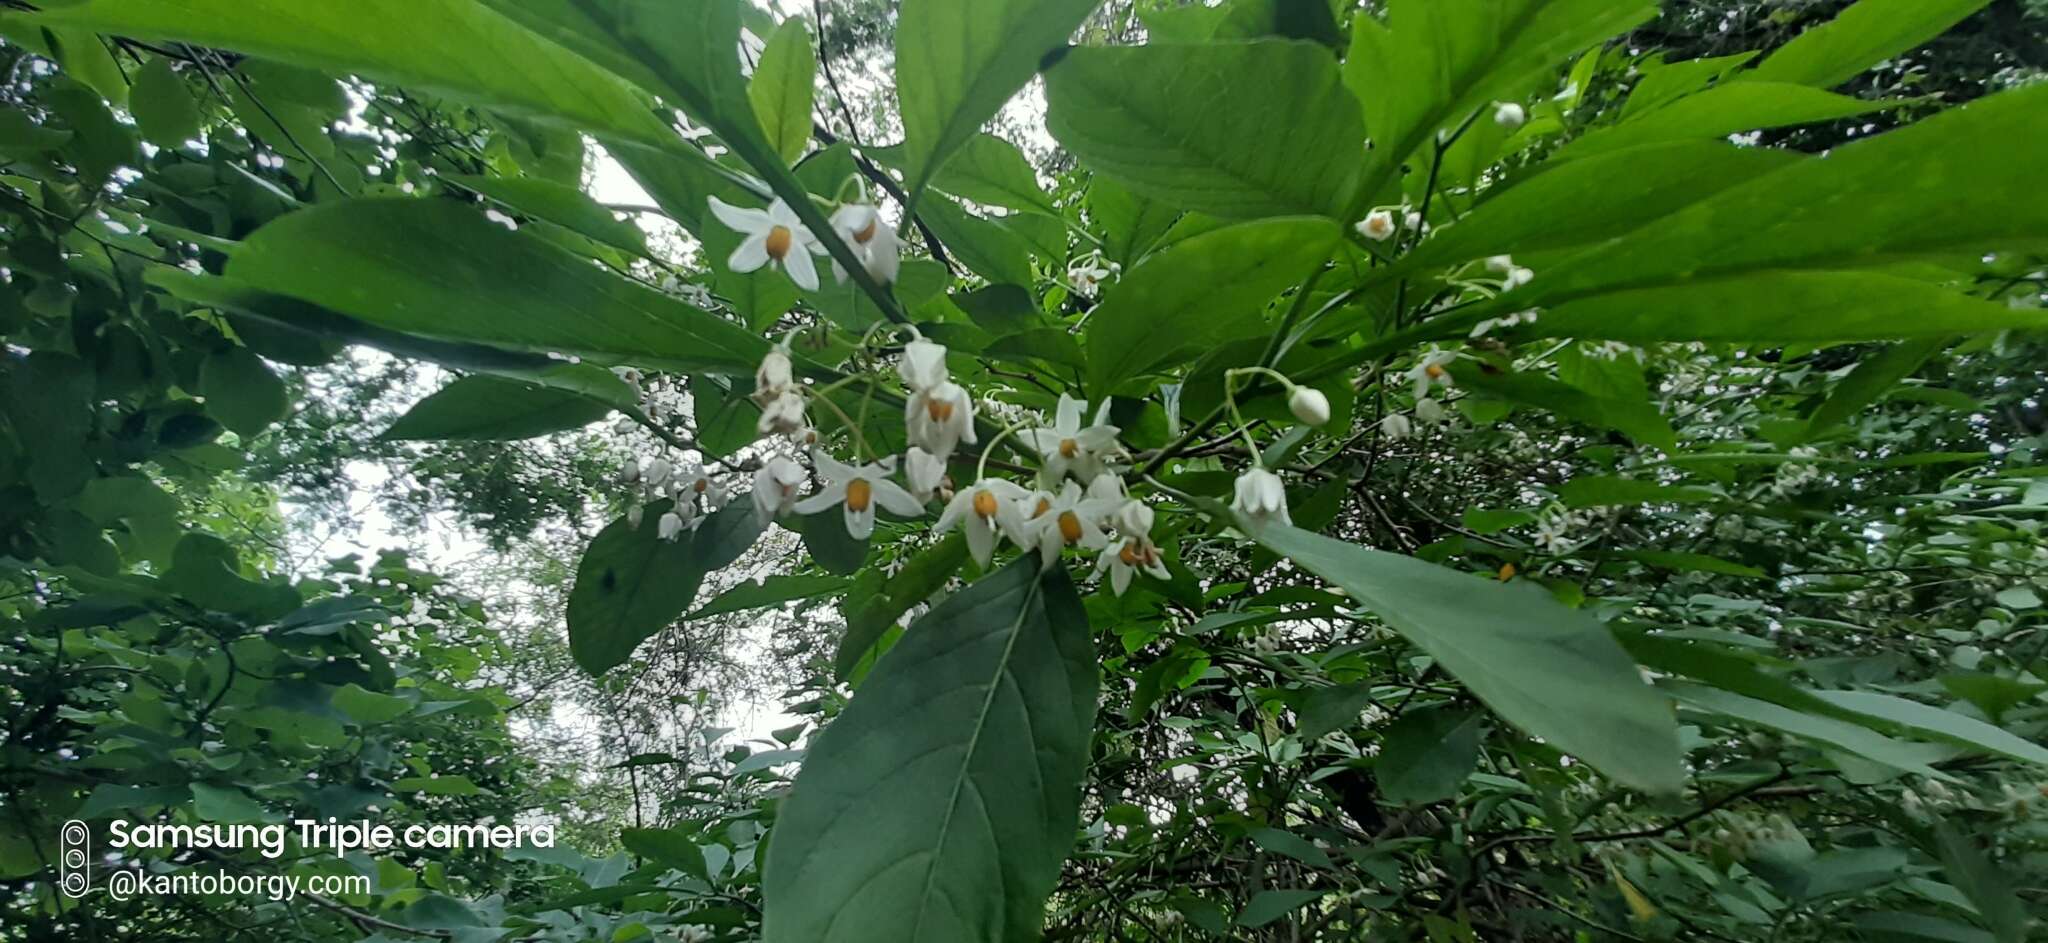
[1087,217,1339,393]
[620,827,709,879]
[692,574,848,619]
[394,775,482,796]
[567,502,763,675]
[798,509,868,574]
[928,133,1057,216]
[1249,828,1331,869]
[130,56,202,146]
[1451,365,1677,453]
[448,174,647,257]
[1251,522,1684,794]
[1559,83,1896,160]
[382,374,619,441]
[1239,889,1325,928]
[1292,682,1375,740]
[747,18,815,166]
[1620,51,1758,118]
[1666,682,1953,780]
[919,194,1037,285]
[895,0,1101,201]
[1046,40,1365,219]
[1618,550,1765,579]
[8,0,682,153]
[1812,690,2048,768]
[1558,475,1716,509]
[1343,0,1656,206]
[1377,707,1485,805]
[1932,821,2029,943]
[1087,178,1180,267]
[1744,0,1995,90]
[836,532,969,682]
[333,683,411,726]
[227,199,769,373]
[762,560,1098,943]
[198,347,288,438]
[1937,674,2047,724]
[190,783,268,823]
[1800,339,1945,442]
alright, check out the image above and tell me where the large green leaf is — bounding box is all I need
[928,133,1058,217]
[895,0,1102,201]
[1086,217,1339,393]
[129,56,202,147]
[763,559,1098,943]
[1045,41,1365,220]
[1343,0,1656,207]
[1519,271,2048,344]
[1557,83,1896,160]
[1667,682,1954,780]
[447,174,648,257]
[567,502,763,675]
[226,199,768,373]
[382,374,621,441]
[747,17,815,166]
[1251,522,1684,794]
[7,0,678,151]
[1744,0,1995,89]
[1813,690,2048,768]
[1799,338,1945,442]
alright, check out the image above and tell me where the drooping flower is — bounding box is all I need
[1024,394,1121,484]
[936,476,1029,567]
[793,451,923,540]
[757,389,807,436]
[642,457,674,489]
[751,456,806,522]
[1097,535,1170,596]
[1289,386,1331,426]
[1021,481,1119,566]
[1356,210,1397,242]
[754,347,794,403]
[1494,102,1527,129]
[1405,349,1457,399]
[897,338,950,391]
[1379,413,1415,439]
[904,446,946,503]
[1231,467,1291,529]
[828,203,902,284]
[707,196,822,291]
[1414,397,1448,425]
[657,510,686,542]
[1066,252,1118,297]
[905,380,976,456]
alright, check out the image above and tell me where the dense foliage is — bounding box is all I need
[3,0,2047,941]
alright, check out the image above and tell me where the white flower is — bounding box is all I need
[677,927,713,943]
[1356,210,1397,242]
[1231,467,1291,529]
[1112,498,1153,537]
[897,338,949,390]
[626,504,645,528]
[905,380,976,456]
[751,456,806,522]
[1504,266,1534,290]
[1413,397,1448,425]
[757,389,807,436]
[1494,102,1527,129]
[904,446,946,502]
[642,457,674,489]
[1469,308,1540,338]
[1405,350,1456,399]
[829,203,902,284]
[1532,511,1574,553]
[1021,481,1119,566]
[707,196,823,291]
[936,477,1029,567]
[1024,394,1121,484]
[1289,386,1330,426]
[1379,413,1414,439]
[754,347,794,402]
[1096,535,1170,596]
[657,510,685,542]
[1484,255,1516,275]
[793,451,923,540]
[1404,210,1428,234]
[1066,252,1117,297]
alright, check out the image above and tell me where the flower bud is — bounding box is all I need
[1494,102,1526,129]
[1288,386,1331,426]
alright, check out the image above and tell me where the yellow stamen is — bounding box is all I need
[1119,541,1143,566]
[1057,511,1083,544]
[1059,438,1079,458]
[926,397,954,422]
[693,479,708,493]
[846,478,872,513]
[765,225,793,261]
[1497,562,1516,581]
[853,216,878,244]
[972,489,999,519]
[1032,498,1052,518]
[1425,363,1446,380]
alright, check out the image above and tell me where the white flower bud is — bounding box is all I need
[1288,386,1331,426]
[1494,102,1526,129]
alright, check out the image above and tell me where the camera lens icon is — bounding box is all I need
[59,820,89,899]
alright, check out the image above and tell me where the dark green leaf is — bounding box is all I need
[1377,707,1485,805]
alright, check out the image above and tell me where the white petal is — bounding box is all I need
[845,504,875,540]
[708,196,771,234]
[811,450,857,482]
[782,240,820,291]
[793,482,845,515]
[935,494,968,534]
[1111,561,1133,596]
[965,515,996,568]
[870,478,927,516]
[1055,394,1084,433]
[729,235,771,273]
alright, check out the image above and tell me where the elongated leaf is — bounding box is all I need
[1559,83,1896,160]
[836,532,969,682]
[1933,822,2029,943]
[1558,476,1716,508]
[929,132,1058,216]
[1666,682,1954,780]
[1813,690,2048,767]
[1344,0,1656,207]
[448,174,647,257]
[691,574,848,619]
[1087,217,1339,393]
[1451,365,1678,452]
[1252,522,1684,794]
[748,18,814,166]
[227,199,769,373]
[896,0,1101,200]
[1239,890,1325,929]
[1745,0,1995,89]
[1046,40,1364,219]
[763,560,1098,943]
[382,375,616,441]
[1800,338,1945,442]
[7,0,678,151]
[567,502,763,675]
